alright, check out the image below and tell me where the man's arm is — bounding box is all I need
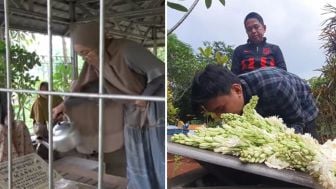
[231,47,241,75]
[273,45,287,71]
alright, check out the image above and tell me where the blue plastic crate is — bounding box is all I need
[167,126,189,135]
[167,129,189,135]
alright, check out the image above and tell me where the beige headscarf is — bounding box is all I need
[70,22,101,50]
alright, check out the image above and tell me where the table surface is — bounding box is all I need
[168,141,321,189]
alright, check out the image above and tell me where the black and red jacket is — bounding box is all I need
[231,38,287,75]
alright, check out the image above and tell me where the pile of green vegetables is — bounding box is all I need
[171,96,336,189]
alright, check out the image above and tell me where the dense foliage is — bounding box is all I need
[309,4,336,142]
[52,56,73,92]
[197,41,234,68]
[167,34,203,121]
[0,40,41,122]
[167,82,179,124]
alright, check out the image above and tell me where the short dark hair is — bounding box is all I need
[39,82,48,90]
[244,12,264,25]
[191,64,240,113]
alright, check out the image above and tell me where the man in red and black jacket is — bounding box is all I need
[231,12,287,75]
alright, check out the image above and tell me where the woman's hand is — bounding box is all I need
[52,103,65,121]
[134,100,147,110]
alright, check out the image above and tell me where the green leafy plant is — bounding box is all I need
[0,40,41,122]
[309,4,336,142]
[10,30,36,49]
[52,62,72,92]
[173,155,183,176]
[168,82,179,125]
[197,41,234,67]
[167,2,188,12]
[168,34,204,121]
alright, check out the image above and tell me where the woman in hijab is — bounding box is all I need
[30,81,63,140]
[52,22,165,189]
[0,92,34,162]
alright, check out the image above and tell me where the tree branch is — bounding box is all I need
[168,0,200,35]
[175,84,192,102]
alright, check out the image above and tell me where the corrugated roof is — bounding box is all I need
[0,0,165,47]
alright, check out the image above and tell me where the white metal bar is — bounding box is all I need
[152,27,157,56]
[71,39,78,80]
[47,0,54,188]
[69,1,78,80]
[98,0,105,188]
[0,88,165,101]
[164,3,168,188]
[4,0,13,188]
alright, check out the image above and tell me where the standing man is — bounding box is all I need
[231,12,287,75]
